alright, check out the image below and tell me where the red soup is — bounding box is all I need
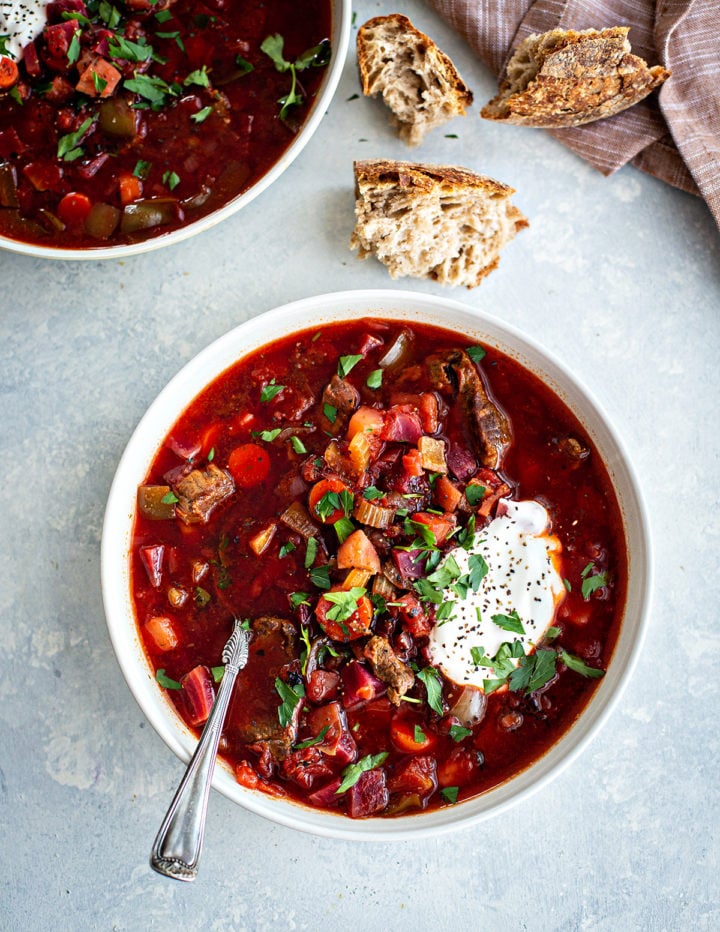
[131,319,627,818]
[0,0,332,248]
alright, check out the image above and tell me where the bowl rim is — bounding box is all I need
[101,288,652,840]
[0,0,351,262]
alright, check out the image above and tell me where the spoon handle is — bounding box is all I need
[150,621,250,882]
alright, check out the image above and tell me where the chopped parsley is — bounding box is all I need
[211,665,224,683]
[337,354,363,378]
[334,517,355,544]
[156,669,181,690]
[465,484,485,506]
[559,649,605,679]
[275,677,304,727]
[294,725,330,750]
[161,491,178,504]
[449,725,472,742]
[323,403,337,424]
[491,609,525,635]
[162,170,180,190]
[413,725,426,744]
[304,537,318,568]
[363,486,385,500]
[289,591,310,610]
[323,586,366,622]
[57,117,95,162]
[289,435,307,454]
[440,786,459,804]
[366,369,383,389]
[253,428,282,442]
[279,541,296,558]
[191,105,213,124]
[466,346,486,363]
[309,564,332,590]
[260,379,285,403]
[417,666,443,715]
[581,563,608,600]
[335,752,388,794]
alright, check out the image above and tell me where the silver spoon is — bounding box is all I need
[150,618,250,882]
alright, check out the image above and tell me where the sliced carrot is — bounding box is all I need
[57,192,92,225]
[402,448,424,478]
[144,616,178,652]
[0,57,19,90]
[347,405,384,440]
[390,715,436,754]
[118,171,142,206]
[308,477,350,524]
[337,529,381,573]
[434,475,462,513]
[227,443,271,487]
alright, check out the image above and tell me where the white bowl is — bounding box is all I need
[0,0,351,262]
[101,289,651,840]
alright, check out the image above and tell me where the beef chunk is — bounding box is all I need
[173,463,234,524]
[426,349,511,470]
[322,374,360,416]
[364,635,414,705]
[226,616,299,760]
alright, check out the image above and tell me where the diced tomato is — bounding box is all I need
[22,161,63,192]
[235,760,260,790]
[434,475,462,512]
[280,746,334,790]
[337,529,380,573]
[347,406,384,440]
[144,615,178,651]
[347,768,388,818]
[390,712,437,753]
[308,477,350,524]
[44,21,76,60]
[227,443,271,487]
[306,669,340,704]
[412,512,456,545]
[387,755,438,798]
[181,665,215,726]
[139,543,164,588]
[402,448,424,477]
[356,332,384,356]
[118,171,142,205]
[395,592,432,638]
[437,747,479,788]
[57,192,92,225]
[315,588,373,642]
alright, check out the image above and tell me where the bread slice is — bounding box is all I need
[482,26,670,128]
[350,160,528,288]
[357,14,473,146]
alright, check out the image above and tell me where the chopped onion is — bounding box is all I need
[378,328,414,370]
[248,522,277,555]
[418,436,447,474]
[449,687,488,727]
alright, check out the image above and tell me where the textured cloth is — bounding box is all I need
[428,0,720,227]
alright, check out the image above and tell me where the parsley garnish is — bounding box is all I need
[363,486,385,500]
[191,105,213,124]
[323,587,366,622]
[440,786,459,804]
[156,669,181,689]
[161,491,178,504]
[211,665,224,683]
[334,517,355,544]
[184,66,210,87]
[133,159,152,180]
[309,564,332,590]
[279,541,296,558]
[235,55,253,75]
[304,537,317,568]
[559,649,605,679]
[289,591,310,610]
[290,435,307,454]
[491,609,525,634]
[109,36,155,63]
[581,563,608,600]
[57,117,95,162]
[449,725,472,742]
[260,379,285,403]
[163,170,180,190]
[465,484,485,506]
[466,346,486,363]
[417,666,443,715]
[335,752,388,794]
[366,369,382,389]
[323,403,337,424]
[275,677,304,727]
[413,725,426,744]
[253,428,281,442]
[294,725,329,750]
[337,354,363,378]
[508,649,557,692]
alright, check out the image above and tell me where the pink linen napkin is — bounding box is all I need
[428,0,720,228]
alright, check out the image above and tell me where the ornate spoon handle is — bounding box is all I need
[150,619,250,882]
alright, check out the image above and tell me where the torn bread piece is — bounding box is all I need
[357,14,473,146]
[350,160,528,288]
[482,26,669,128]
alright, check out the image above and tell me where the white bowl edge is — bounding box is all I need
[101,289,652,840]
[1,0,351,262]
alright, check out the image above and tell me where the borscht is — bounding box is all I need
[0,0,331,248]
[131,319,626,818]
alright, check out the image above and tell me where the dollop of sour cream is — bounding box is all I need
[428,499,565,692]
[1,0,48,61]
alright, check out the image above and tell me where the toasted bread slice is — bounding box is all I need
[350,160,528,288]
[482,26,669,128]
[357,14,473,146]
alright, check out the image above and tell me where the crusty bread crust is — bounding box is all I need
[482,26,670,128]
[350,160,528,288]
[357,14,473,146]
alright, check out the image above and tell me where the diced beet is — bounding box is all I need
[447,445,477,482]
[381,406,423,444]
[23,161,63,192]
[280,747,334,790]
[308,777,342,808]
[46,0,88,23]
[306,669,340,704]
[391,548,427,582]
[181,665,215,726]
[162,461,193,485]
[307,701,357,766]
[45,21,77,60]
[139,543,164,588]
[76,152,110,180]
[166,435,201,461]
[395,592,432,638]
[357,332,384,357]
[347,769,388,818]
[340,661,385,709]
[0,129,26,159]
[22,41,42,77]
